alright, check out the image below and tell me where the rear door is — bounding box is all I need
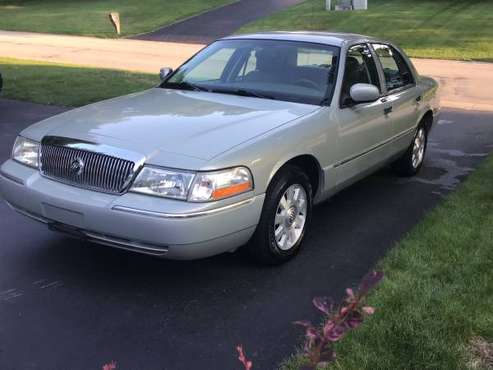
[335,43,393,187]
[371,43,421,155]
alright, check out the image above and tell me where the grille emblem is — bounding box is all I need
[40,137,139,194]
[70,158,85,176]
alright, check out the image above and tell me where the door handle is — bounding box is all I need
[384,106,393,115]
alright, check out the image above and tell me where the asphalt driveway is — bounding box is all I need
[1,98,493,370]
[132,0,306,43]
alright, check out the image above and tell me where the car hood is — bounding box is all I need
[24,88,320,166]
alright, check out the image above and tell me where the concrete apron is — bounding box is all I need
[1,30,492,112]
[413,59,493,112]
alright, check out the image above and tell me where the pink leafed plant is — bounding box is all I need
[294,271,384,369]
[236,345,253,370]
[102,360,117,370]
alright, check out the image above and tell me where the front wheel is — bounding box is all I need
[393,125,428,176]
[247,165,312,265]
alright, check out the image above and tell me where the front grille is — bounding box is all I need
[40,144,136,194]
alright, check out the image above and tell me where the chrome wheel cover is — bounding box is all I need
[273,184,307,251]
[412,128,426,169]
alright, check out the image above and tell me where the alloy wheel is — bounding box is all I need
[273,184,307,251]
[412,127,426,169]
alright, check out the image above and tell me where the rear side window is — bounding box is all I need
[372,44,414,92]
[340,44,381,106]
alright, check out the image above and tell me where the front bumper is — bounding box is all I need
[0,160,264,259]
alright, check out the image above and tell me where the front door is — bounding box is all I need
[335,43,393,187]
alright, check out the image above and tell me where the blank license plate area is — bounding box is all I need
[42,203,85,228]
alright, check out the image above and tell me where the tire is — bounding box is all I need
[392,125,428,177]
[247,165,312,265]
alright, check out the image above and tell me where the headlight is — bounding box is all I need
[189,167,253,202]
[130,166,253,202]
[130,166,195,200]
[12,136,40,168]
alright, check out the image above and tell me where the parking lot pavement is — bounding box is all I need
[1,99,493,369]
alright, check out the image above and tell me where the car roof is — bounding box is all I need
[222,31,383,47]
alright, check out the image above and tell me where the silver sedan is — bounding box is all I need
[0,32,439,264]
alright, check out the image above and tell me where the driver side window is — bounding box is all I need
[340,44,381,107]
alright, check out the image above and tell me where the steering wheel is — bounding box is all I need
[294,78,319,90]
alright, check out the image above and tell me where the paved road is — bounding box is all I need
[1,98,493,370]
[2,30,492,112]
[132,0,305,44]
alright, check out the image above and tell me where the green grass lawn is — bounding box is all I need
[240,0,493,61]
[282,155,493,369]
[0,58,156,106]
[0,0,233,37]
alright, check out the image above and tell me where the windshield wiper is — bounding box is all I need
[210,88,275,100]
[165,83,276,100]
[163,81,210,92]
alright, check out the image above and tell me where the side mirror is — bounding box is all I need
[349,83,380,103]
[160,67,173,81]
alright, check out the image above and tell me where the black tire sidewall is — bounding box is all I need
[394,125,428,176]
[409,126,428,174]
[250,166,313,263]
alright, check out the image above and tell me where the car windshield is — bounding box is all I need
[162,39,340,106]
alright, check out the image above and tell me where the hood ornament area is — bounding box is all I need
[70,158,85,176]
[39,136,145,194]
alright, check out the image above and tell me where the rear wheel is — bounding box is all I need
[247,165,312,265]
[393,125,427,176]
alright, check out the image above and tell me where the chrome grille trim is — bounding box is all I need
[40,136,145,194]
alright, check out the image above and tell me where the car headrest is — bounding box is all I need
[346,56,361,72]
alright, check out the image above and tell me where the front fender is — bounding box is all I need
[202,108,336,199]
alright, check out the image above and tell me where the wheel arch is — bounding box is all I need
[418,109,434,133]
[267,154,323,199]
